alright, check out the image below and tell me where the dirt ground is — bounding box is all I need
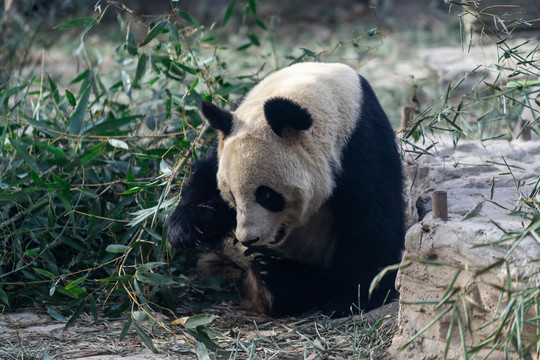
[0,302,398,359]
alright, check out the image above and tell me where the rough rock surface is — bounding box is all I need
[391,136,540,359]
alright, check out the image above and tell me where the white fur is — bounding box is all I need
[216,63,362,246]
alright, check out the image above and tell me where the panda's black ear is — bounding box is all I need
[201,101,234,136]
[264,97,313,137]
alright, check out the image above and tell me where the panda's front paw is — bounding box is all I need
[167,204,216,249]
[245,256,328,316]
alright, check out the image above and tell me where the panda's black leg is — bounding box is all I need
[167,148,235,249]
[245,256,329,316]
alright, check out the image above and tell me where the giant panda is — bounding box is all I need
[167,62,404,317]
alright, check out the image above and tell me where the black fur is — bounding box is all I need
[167,74,404,317]
[167,149,236,249]
[201,101,234,136]
[263,97,313,137]
[322,75,404,313]
[248,256,328,316]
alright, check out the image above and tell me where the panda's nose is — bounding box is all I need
[241,237,259,247]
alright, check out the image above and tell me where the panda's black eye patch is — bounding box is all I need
[256,186,285,212]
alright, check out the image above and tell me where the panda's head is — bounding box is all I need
[201,97,329,248]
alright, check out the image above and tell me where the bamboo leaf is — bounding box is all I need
[77,142,106,166]
[0,120,7,152]
[178,10,201,29]
[133,321,158,353]
[167,22,180,45]
[65,89,76,106]
[64,299,86,329]
[184,314,215,329]
[126,165,135,183]
[68,83,91,134]
[462,200,485,221]
[132,53,148,88]
[105,244,130,253]
[57,17,95,30]
[369,260,411,298]
[99,275,133,282]
[0,287,9,306]
[9,138,40,173]
[109,138,129,150]
[196,342,211,360]
[135,270,175,285]
[47,307,67,322]
[120,316,132,340]
[140,21,168,47]
[48,76,61,104]
[222,0,237,26]
[33,268,55,280]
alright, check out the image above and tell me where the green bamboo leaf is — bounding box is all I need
[133,321,158,353]
[188,77,199,93]
[69,69,90,85]
[140,21,168,47]
[64,299,86,329]
[56,233,85,251]
[48,76,61,104]
[132,53,148,88]
[0,120,7,152]
[0,191,26,203]
[105,244,130,253]
[174,61,198,75]
[254,17,267,30]
[52,174,70,190]
[462,200,485,221]
[33,268,55,280]
[183,314,215,329]
[178,10,201,28]
[65,276,87,290]
[88,295,98,322]
[0,85,25,106]
[369,260,411,298]
[127,31,138,55]
[126,165,135,183]
[0,287,9,306]
[167,22,181,45]
[135,271,175,285]
[31,169,43,186]
[65,89,76,106]
[99,275,133,282]
[9,138,40,173]
[484,82,502,91]
[22,138,66,159]
[222,0,237,26]
[68,83,91,134]
[120,316,132,340]
[77,142,106,166]
[47,307,67,322]
[196,342,211,360]
[185,328,220,350]
[85,114,144,135]
[57,17,95,30]
[248,33,260,46]
[248,0,257,15]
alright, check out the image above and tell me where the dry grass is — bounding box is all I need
[1,302,398,359]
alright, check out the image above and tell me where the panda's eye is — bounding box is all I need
[256,185,285,212]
